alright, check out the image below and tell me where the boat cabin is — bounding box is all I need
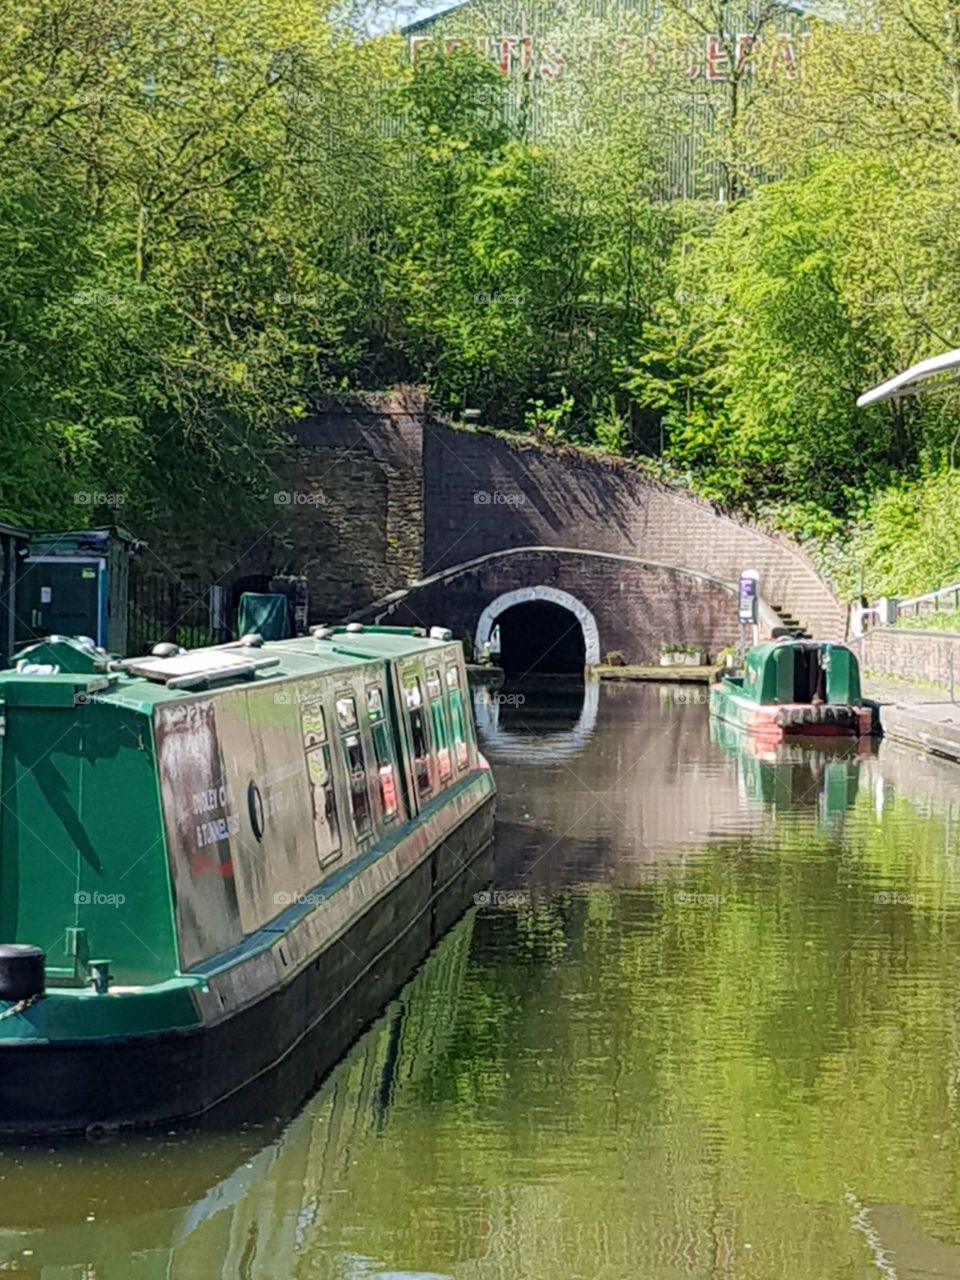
[0,625,490,987]
[736,640,862,706]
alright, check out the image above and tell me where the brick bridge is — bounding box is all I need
[173,394,846,671]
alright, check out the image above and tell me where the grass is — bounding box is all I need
[895,608,960,633]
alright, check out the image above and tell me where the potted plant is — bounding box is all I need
[660,643,704,666]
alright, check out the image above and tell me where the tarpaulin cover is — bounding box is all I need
[237,592,290,641]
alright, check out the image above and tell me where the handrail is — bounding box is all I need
[897,582,960,612]
[851,579,960,636]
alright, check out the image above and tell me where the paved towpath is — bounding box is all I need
[863,675,960,763]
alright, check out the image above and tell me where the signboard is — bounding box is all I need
[738,570,759,625]
[409,30,803,81]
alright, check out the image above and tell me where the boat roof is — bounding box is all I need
[28,526,144,553]
[747,638,851,662]
[857,348,960,407]
[0,628,459,713]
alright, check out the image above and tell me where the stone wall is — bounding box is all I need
[130,397,424,625]
[857,628,960,690]
[286,405,423,618]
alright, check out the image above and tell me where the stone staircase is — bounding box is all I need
[771,604,811,639]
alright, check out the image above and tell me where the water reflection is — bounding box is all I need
[8,684,960,1278]
[472,676,598,761]
[711,716,873,824]
[0,916,477,1278]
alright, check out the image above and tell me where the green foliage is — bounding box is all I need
[0,0,396,537]
[835,473,960,599]
[629,161,906,519]
[523,389,575,441]
[897,608,960,632]
[384,45,672,434]
[591,396,630,454]
[2,0,960,608]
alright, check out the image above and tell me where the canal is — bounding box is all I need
[4,681,960,1278]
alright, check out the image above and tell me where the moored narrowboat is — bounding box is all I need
[709,638,874,744]
[0,624,495,1137]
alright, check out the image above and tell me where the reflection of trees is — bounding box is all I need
[54,784,960,1279]
[302,790,960,1278]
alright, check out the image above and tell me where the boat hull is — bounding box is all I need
[710,683,873,745]
[0,793,495,1139]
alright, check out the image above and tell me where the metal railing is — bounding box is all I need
[126,574,235,656]
[851,580,960,636]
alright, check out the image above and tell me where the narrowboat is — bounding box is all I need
[0,624,495,1137]
[709,638,874,744]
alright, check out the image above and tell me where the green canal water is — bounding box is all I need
[4,682,960,1279]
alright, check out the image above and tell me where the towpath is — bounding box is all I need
[864,675,960,764]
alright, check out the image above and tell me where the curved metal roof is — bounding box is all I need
[857,348,960,407]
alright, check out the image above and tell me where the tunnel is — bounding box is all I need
[494,600,586,675]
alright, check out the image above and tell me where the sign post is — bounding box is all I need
[738,569,760,647]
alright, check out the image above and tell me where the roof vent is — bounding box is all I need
[430,626,453,641]
[346,622,364,634]
[151,642,182,658]
[238,633,264,648]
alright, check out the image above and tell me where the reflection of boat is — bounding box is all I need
[711,717,869,818]
[0,626,495,1137]
[0,912,477,1277]
[710,639,873,744]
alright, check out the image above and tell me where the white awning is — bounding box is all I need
[857,348,960,407]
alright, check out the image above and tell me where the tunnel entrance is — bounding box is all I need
[495,601,586,675]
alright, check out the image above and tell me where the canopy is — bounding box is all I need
[857,348,960,407]
[236,592,290,641]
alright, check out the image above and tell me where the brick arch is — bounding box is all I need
[475,585,601,665]
[351,547,782,666]
[275,407,845,639]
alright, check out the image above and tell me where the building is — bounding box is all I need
[402,0,817,198]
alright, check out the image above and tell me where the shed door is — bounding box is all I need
[16,558,104,648]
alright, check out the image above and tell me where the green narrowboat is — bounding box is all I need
[709,638,873,744]
[0,624,495,1137]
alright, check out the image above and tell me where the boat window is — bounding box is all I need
[366,686,385,719]
[427,667,452,783]
[300,697,341,866]
[342,731,373,838]
[446,663,469,771]
[307,745,341,866]
[404,677,432,797]
[336,696,358,731]
[367,685,400,821]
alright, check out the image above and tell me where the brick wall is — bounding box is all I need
[285,408,423,617]
[130,399,841,641]
[421,424,844,637]
[857,628,960,689]
[130,398,425,624]
[366,549,743,665]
